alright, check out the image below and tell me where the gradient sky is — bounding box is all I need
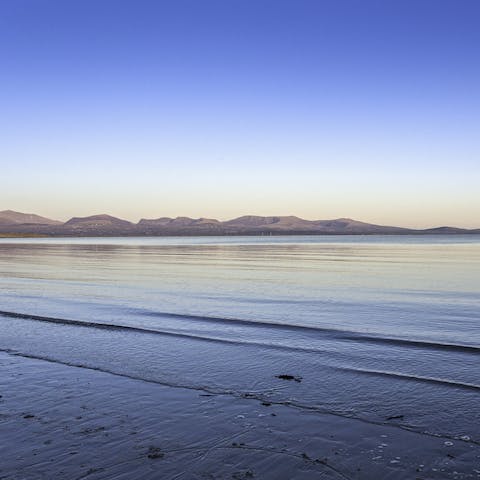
[1,0,479,228]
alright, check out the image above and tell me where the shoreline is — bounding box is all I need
[1,351,478,479]
[1,231,480,238]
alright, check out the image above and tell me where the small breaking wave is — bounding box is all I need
[135,308,480,354]
[0,308,479,355]
[337,366,480,391]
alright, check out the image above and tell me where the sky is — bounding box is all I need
[1,0,479,228]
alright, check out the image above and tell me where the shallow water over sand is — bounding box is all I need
[0,235,479,441]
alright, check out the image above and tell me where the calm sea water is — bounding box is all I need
[0,235,479,440]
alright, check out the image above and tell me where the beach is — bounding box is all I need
[2,351,479,479]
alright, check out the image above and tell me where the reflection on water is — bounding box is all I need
[0,235,479,440]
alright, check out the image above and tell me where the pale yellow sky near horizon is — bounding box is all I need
[4,163,479,229]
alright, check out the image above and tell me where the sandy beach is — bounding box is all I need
[1,349,479,480]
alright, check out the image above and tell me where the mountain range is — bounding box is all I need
[0,210,478,236]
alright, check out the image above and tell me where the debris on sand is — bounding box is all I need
[275,374,302,383]
[147,446,164,459]
[232,470,254,479]
[386,414,404,421]
[80,426,105,435]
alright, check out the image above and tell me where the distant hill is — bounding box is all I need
[211,215,413,234]
[139,217,220,228]
[0,210,61,226]
[423,226,472,234]
[0,210,478,236]
[138,217,221,234]
[62,215,135,235]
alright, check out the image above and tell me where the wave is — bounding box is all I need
[0,309,329,355]
[136,308,480,354]
[338,366,480,392]
[0,308,479,356]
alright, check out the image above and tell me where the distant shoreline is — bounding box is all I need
[0,233,49,238]
[1,231,479,239]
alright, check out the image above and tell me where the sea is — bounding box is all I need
[0,235,478,442]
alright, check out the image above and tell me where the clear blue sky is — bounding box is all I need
[1,0,479,227]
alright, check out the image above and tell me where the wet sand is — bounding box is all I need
[0,351,478,480]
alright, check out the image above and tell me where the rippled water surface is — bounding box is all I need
[0,235,479,440]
